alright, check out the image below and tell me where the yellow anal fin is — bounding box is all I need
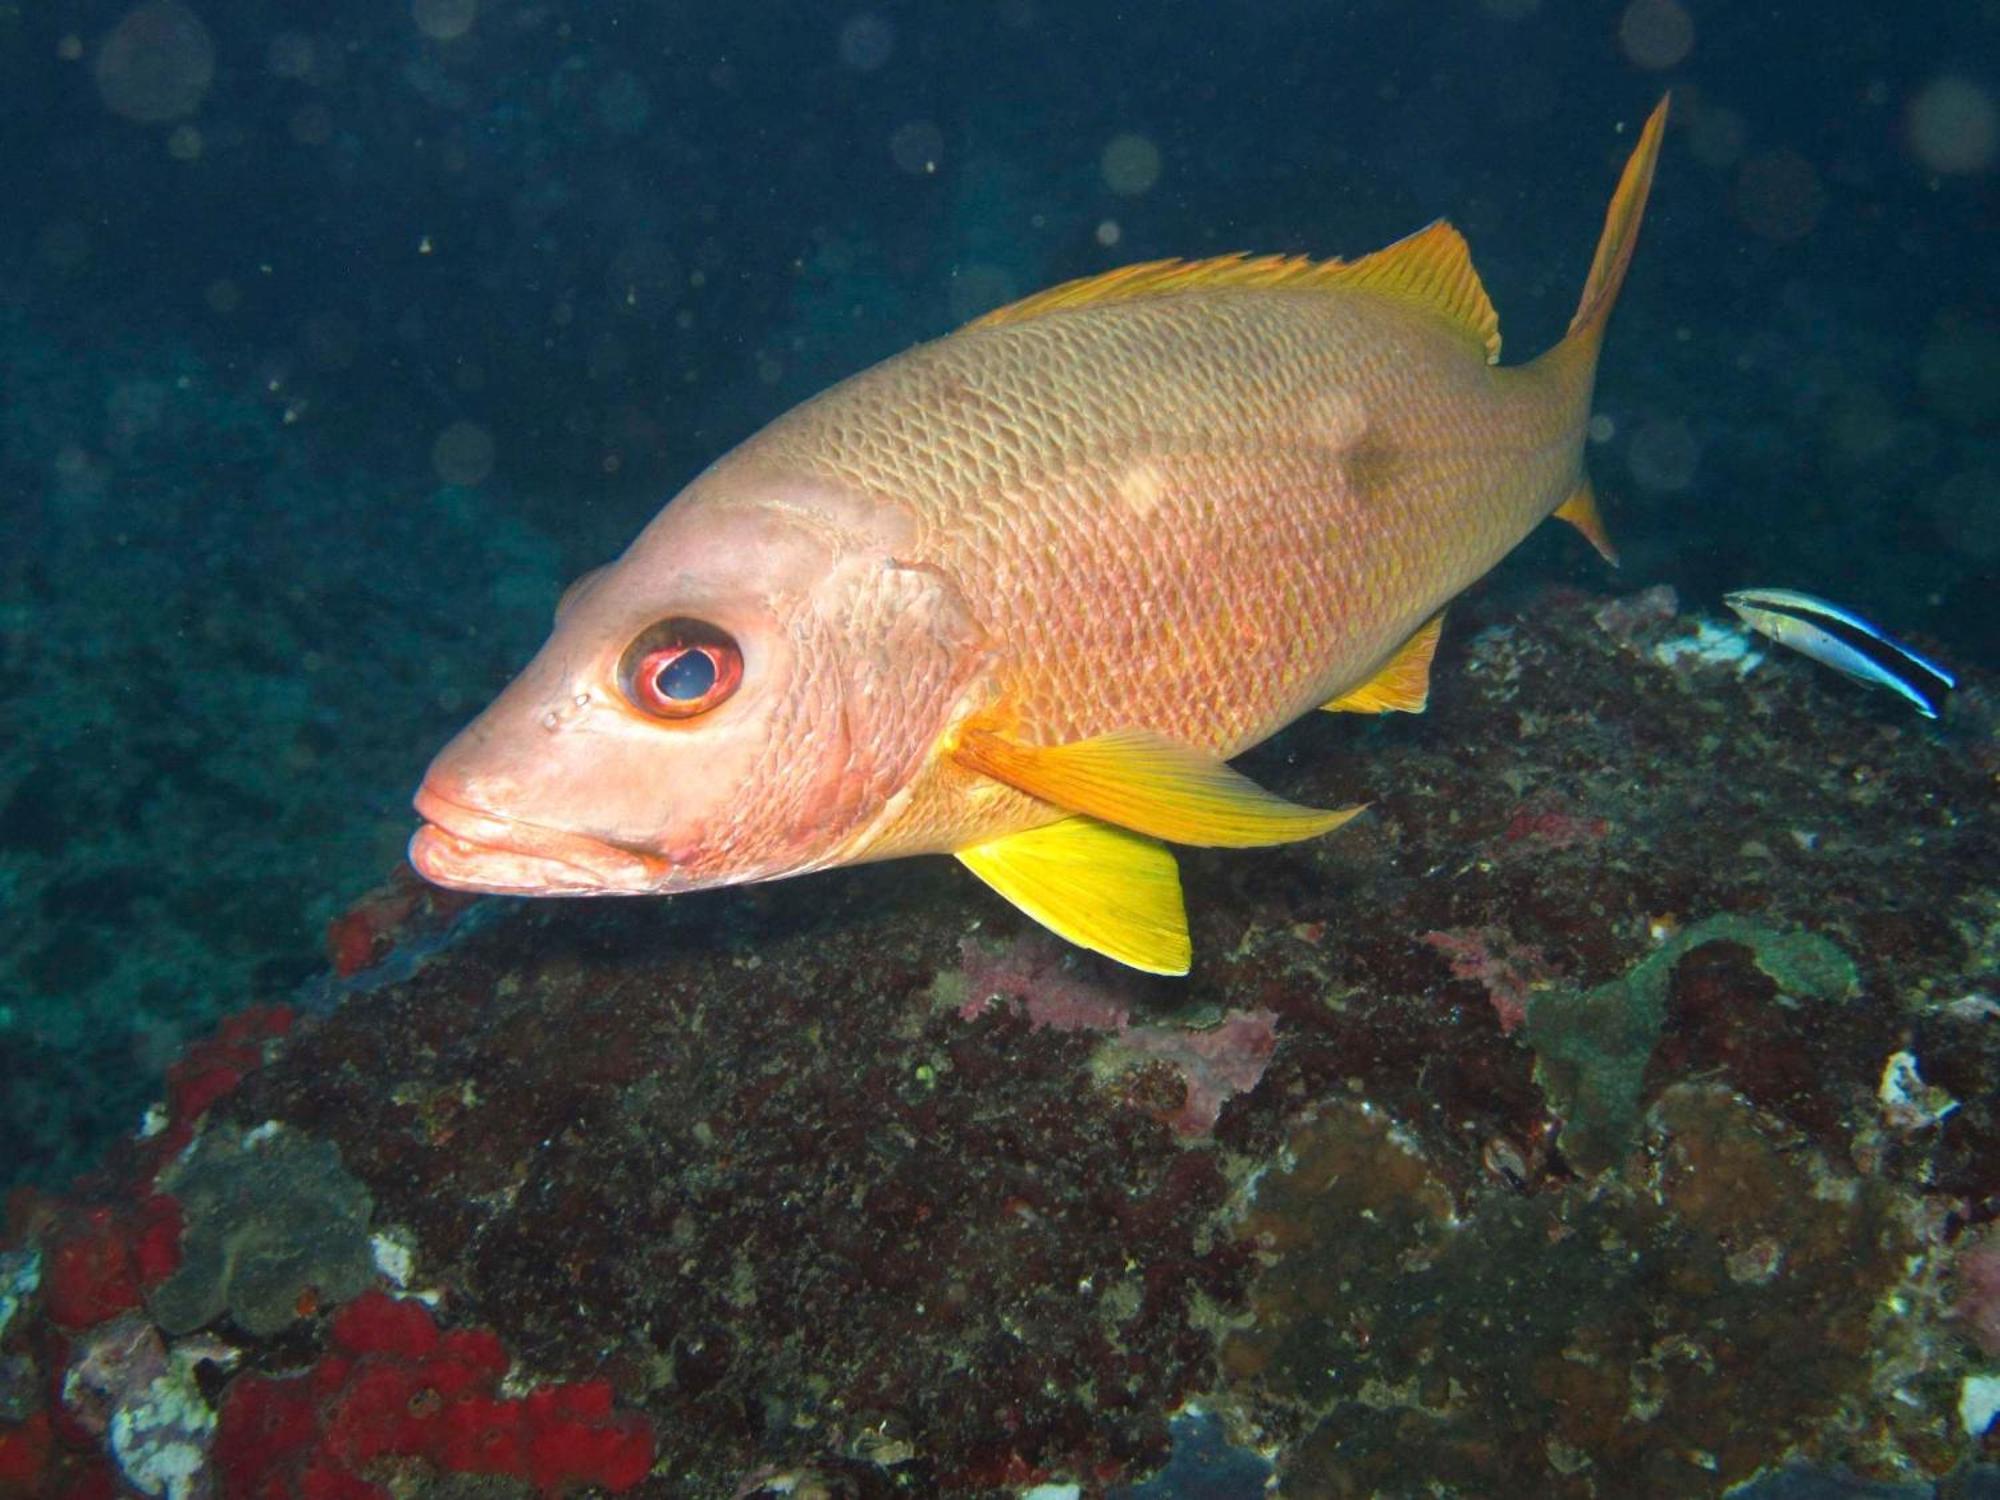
[956,817,1190,976]
[953,726,1364,848]
[1553,479,1619,565]
[965,224,1499,363]
[1322,611,1446,714]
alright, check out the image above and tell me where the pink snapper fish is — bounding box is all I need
[411,99,1669,973]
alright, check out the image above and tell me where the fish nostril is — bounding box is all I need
[538,691,596,734]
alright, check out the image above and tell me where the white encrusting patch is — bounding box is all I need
[1650,618,1764,677]
[1116,460,1166,519]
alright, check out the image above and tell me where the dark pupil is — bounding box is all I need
[655,649,716,702]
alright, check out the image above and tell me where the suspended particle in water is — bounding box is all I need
[890,121,944,176]
[411,0,477,43]
[40,220,91,272]
[607,239,681,314]
[1627,416,1701,492]
[597,71,652,136]
[1686,100,1746,170]
[1925,467,2000,562]
[1617,0,1694,71]
[432,421,495,487]
[947,264,1017,325]
[95,1,215,124]
[303,312,359,370]
[267,32,313,79]
[289,102,334,146]
[838,13,895,72]
[1734,148,1825,242]
[1918,323,2000,429]
[1907,75,1997,176]
[1101,133,1162,196]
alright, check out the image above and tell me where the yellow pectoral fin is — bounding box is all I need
[953,726,1364,848]
[955,817,1191,976]
[1322,611,1446,714]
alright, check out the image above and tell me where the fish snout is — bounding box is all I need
[410,776,659,895]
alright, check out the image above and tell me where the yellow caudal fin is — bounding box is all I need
[1322,611,1446,713]
[1554,480,1619,565]
[956,817,1191,975]
[1566,95,1669,357]
[953,726,1364,848]
[1533,96,1667,561]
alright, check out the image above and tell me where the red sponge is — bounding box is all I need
[214,1292,654,1497]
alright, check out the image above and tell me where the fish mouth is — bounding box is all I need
[409,783,661,895]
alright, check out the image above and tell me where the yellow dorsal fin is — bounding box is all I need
[956,817,1190,975]
[1322,221,1500,363]
[1553,480,1619,565]
[953,726,1364,848]
[967,254,1335,330]
[967,221,1501,363]
[1322,611,1446,714]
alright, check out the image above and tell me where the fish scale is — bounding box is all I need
[740,290,1543,757]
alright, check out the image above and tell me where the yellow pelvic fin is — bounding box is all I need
[1553,480,1619,566]
[955,817,1191,976]
[1566,95,1670,355]
[953,726,1365,848]
[966,223,1500,363]
[1321,611,1446,714]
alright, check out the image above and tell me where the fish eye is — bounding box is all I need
[618,618,742,721]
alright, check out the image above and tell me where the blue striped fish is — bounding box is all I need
[1724,588,1957,719]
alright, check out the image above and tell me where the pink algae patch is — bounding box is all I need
[1421,928,1559,1035]
[1955,1223,2000,1357]
[1109,1011,1280,1136]
[1501,802,1610,852]
[957,934,1279,1135]
[956,933,1134,1031]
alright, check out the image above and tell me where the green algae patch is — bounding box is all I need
[1525,915,1857,1174]
[148,1123,375,1337]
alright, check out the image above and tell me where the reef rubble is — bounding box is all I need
[2,586,1995,1498]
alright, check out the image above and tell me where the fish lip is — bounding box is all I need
[410,783,659,894]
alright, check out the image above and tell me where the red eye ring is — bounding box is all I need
[620,623,743,721]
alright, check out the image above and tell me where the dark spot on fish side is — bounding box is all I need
[1339,426,1406,506]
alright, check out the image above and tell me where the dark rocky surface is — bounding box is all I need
[4,586,1996,1498]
